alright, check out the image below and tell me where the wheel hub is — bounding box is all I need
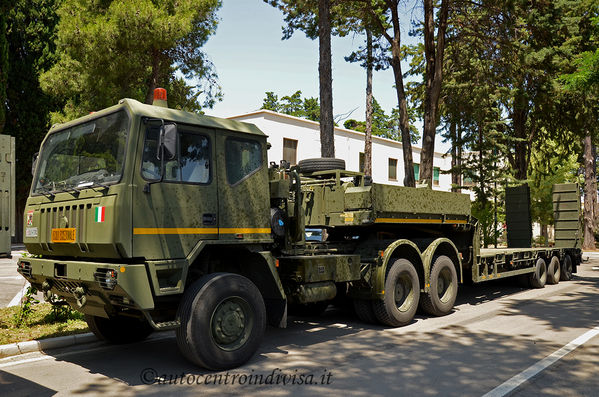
[211,298,251,348]
[394,274,413,312]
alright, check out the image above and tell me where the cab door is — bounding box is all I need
[132,121,218,260]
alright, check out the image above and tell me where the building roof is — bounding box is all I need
[227,109,450,157]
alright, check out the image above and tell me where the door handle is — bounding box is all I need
[203,213,216,226]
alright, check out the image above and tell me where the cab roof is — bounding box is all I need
[49,98,266,137]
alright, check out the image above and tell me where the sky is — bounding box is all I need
[201,1,449,152]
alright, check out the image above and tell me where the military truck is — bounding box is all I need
[17,90,582,370]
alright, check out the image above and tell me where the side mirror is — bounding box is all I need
[32,152,39,176]
[159,123,177,160]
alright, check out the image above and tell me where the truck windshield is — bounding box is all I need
[32,110,129,195]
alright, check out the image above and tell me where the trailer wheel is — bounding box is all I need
[298,158,346,173]
[420,256,458,316]
[547,256,561,285]
[353,299,378,324]
[176,273,266,370]
[85,314,153,344]
[529,258,547,288]
[560,254,574,281]
[372,258,420,327]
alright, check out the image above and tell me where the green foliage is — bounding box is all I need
[343,98,419,143]
[4,0,62,236]
[13,286,39,327]
[260,90,320,121]
[40,0,222,122]
[528,138,581,227]
[0,11,7,134]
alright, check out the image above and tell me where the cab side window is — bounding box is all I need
[141,125,211,184]
[225,138,262,185]
[166,132,210,184]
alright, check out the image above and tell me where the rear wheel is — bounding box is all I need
[353,299,378,324]
[420,256,458,316]
[529,258,547,288]
[372,258,420,327]
[560,254,574,281]
[85,314,153,344]
[176,273,266,370]
[546,256,561,285]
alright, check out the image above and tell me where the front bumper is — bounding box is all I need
[17,257,155,317]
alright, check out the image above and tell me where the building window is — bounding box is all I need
[433,167,440,186]
[359,152,365,173]
[388,158,397,181]
[282,138,297,165]
[463,175,474,186]
[413,163,419,181]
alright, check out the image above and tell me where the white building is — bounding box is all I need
[228,110,453,192]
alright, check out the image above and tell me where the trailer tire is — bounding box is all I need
[372,258,420,327]
[560,254,574,281]
[529,258,547,288]
[298,158,346,173]
[420,256,458,316]
[85,314,153,344]
[176,273,266,370]
[353,299,378,324]
[547,256,561,285]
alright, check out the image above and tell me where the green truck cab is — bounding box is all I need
[17,92,582,370]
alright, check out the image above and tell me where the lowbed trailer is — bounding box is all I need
[17,91,582,370]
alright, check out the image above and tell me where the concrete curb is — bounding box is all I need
[0,332,98,358]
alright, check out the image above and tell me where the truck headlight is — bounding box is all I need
[94,268,118,290]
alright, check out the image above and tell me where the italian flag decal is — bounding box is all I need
[95,206,105,223]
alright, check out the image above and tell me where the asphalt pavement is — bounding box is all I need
[1,251,599,396]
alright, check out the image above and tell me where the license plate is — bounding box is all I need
[51,228,76,243]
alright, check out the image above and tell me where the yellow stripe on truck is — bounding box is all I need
[133,227,271,235]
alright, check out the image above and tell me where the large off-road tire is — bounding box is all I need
[176,273,266,370]
[85,314,153,344]
[372,258,420,327]
[560,254,574,281]
[529,258,547,288]
[420,256,458,317]
[353,298,378,324]
[547,256,561,285]
[298,158,346,173]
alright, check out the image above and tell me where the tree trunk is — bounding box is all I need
[450,120,461,192]
[145,49,160,104]
[318,0,334,158]
[388,4,414,187]
[540,224,548,244]
[419,0,449,186]
[512,90,528,180]
[583,133,596,250]
[364,29,373,177]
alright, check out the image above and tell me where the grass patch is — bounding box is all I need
[0,303,89,345]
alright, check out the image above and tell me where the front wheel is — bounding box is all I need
[176,273,266,370]
[420,255,458,316]
[85,314,153,344]
[372,258,420,327]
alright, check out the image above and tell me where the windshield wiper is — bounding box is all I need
[36,186,55,200]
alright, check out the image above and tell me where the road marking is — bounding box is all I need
[7,282,30,307]
[482,326,599,397]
